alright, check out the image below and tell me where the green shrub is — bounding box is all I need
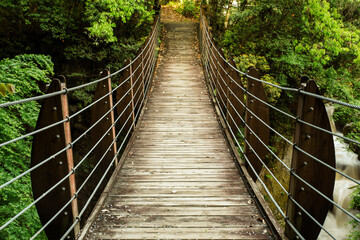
[181,0,198,18]
[0,54,53,240]
[349,186,360,239]
[168,0,199,18]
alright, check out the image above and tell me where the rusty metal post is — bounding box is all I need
[244,68,270,181]
[116,60,136,136]
[129,63,136,130]
[31,77,79,239]
[285,78,335,240]
[140,49,146,100]
[225,59,245,135]
[91,69,118,168]
[60,77,80,237]
[215,47,227,113]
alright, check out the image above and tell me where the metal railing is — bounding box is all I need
[0,14,160,240]
[199,8,360,240]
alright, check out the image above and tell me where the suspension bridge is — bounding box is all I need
[1,8,360,240]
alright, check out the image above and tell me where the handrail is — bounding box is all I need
[0,14,160,239]
[199,7,360,240]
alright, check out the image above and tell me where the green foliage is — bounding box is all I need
[86,0,155,44]
[0,0,156,81]
[168,0,199,18]
[0,54,53,240]
[349,186,360,239]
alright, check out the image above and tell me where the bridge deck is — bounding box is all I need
[84,22,270,239]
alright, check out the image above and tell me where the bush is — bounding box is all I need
[0,54,53,240]
[181,0,198,18]
[168,0,199,18]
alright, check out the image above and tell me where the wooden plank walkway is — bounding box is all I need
[83,22,270,239]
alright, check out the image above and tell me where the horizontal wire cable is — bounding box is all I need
[294,145,360,186]
[201,24,318,240]
[0,69,132,189]
[291,169,360,223]
[0,162,74,231]
[61,84,149,239]
[288,195,337,240]
[200,14,360,110]
[205,59,305,239]
[0,118,68,148]
[0,18,160,110]
[0,89,67,109]
[0,144,71,190]
[204,45,290,195]
[204,29,360,186]
[33,36,159,239]
[30,194,76,240]
[1,17,160,237]
[204,30,360,226]
[71,74,142,171]
[297,118,360,146]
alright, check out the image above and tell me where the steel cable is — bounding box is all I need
[200,13,360,110]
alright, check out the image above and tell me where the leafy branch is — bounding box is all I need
[0,83,15,97]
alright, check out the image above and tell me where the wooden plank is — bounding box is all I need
[92,215,265,227]
[86,228,268,239]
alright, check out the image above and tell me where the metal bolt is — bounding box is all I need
[300,187,305,191]
[250,99,254,103]
[62,187,66,191]
[303,161,308,166]
[106,117,109,120]
[310,107,314,111]
[59,161,63,165]
[64,211,68,216]
[104,101,108,104]
[297,211,302,216]
[56,134,60,139]
[250,116,253,119]
[306,135,311,139]
[53,107,57,111]
[249,132,252,135]
[251,83,254,87]
[103,85,106,88]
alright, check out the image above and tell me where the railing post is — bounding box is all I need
[141,48,146,99]
[244,67,270,181]
[31,77,79,239]
[116,59,136,135]
[285,78,335,240]
[214,47,227,114]
[91,69,118,170]
[129,62,136,130]
[60,76,80,238]
[225,59,245,136]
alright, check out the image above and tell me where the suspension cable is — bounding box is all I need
[200,13,360,110]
